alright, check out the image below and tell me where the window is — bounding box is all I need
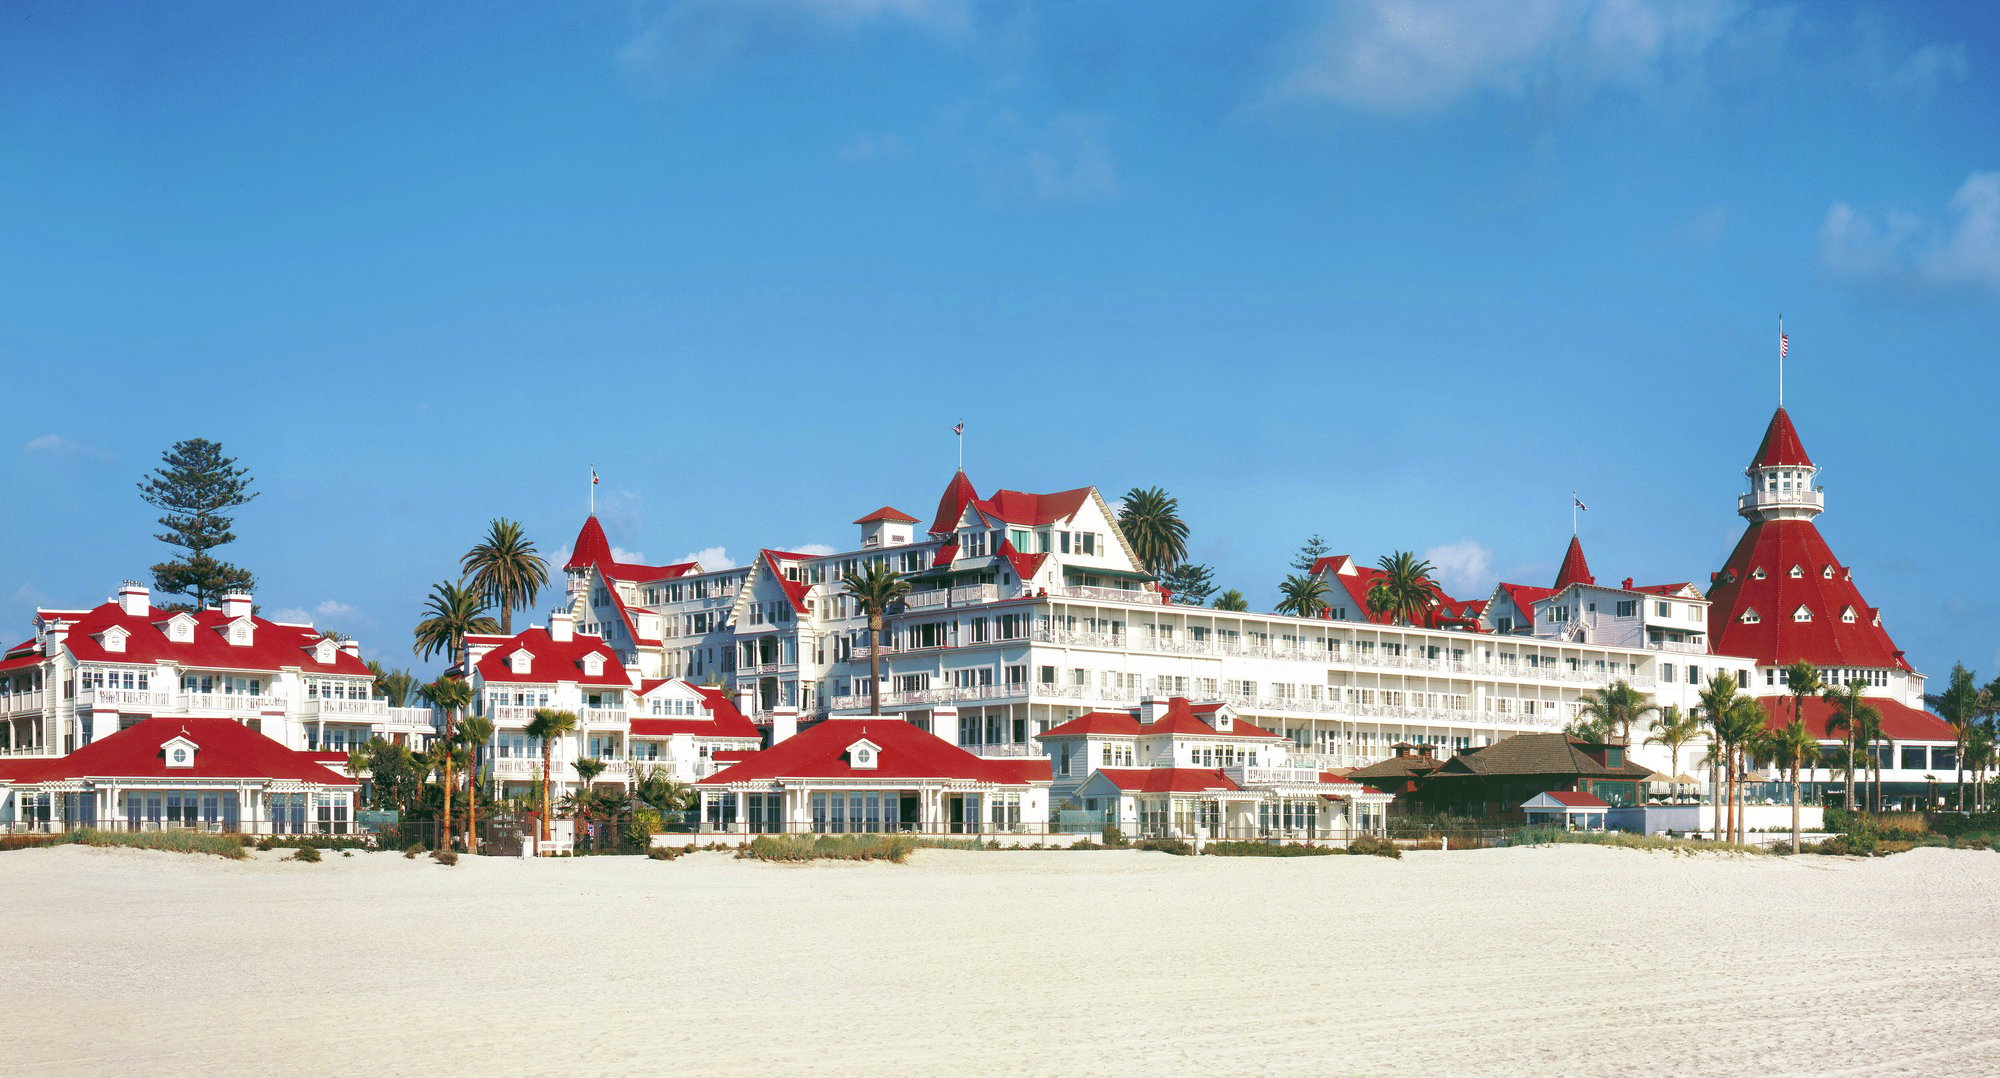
[1788,565,1803,579]
[1793,606,1813,622]
[1740,609,1761,624]
[1655,601,1671,618]
[1616,601,1637,618]
[1606,747,1624,767]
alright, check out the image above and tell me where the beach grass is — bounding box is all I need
[1510,825,1761,855]
[1203,841,1343,857]
[739,834,916,863]
[55,827,249,859]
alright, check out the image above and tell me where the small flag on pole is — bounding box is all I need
[1573,496,1589,511]
[591,467,599,486]
[952,422,964,436]
[1779,333,1789,359]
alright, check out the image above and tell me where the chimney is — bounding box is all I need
[932,706,959,746]
[1622,577,1635,590]
[337,639,360,658]
[735,686,756,718]
[771,706,799,745]
[220,591,252,619]
[1138,697,1169,725]
[548,609,574,643]
[117,580,150,617]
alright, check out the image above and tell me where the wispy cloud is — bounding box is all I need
[1423,540,1495,596]
[611,547,648,565]
[677,546,736,570]
[787,543,838,558]
[840,133,909,162]
[13,582,49,608]
[619,0,970,87]
[969,108,1119,204]
[1820,171,2000,299]
[21,434,113,462]
[273,599,367,628]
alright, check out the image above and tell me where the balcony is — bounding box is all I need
[1045,585,1163,606]
[300,698,390,720]
[1227,765,1335,787]
[184,692,285,714]
[968,744,1043,758]
[1,692,48,716]
[1739,487,1824,516]
[79,689,176,712]
[579,707,629,728]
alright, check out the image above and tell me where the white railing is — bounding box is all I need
[381,706,438,730]
[492,706,539,724]
[1,692,47,715]
[905,590,951,611]
[493,757,543,776]
[1739,488,1824,514]
[1046,585,1163,605]
[580,708,629,727]
[968,744,1042,758]
[1649,639,1708,655]
[184,693,285,713]
[80,689,175,711]
[1228,766,1332,786]
[951,584,1002,606]
[0,744,56,757]
[301,698,389,719]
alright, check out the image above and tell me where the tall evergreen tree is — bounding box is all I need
[137,438,259,607]
[1159,563,1217,606]
[1289,534,1331,573]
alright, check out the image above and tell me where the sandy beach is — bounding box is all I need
[6,843,1998,1076]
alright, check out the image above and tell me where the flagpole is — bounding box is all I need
[1571,491,1577,537]
[957,419,964,473]
[1778,314,1784,407]
[589,465,595,515]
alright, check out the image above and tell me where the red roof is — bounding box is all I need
[1758,695,1956,742]
[1038,699,1282,741]
[757,551,812,614]
[930,542,959,569]
[1312,555,1470,630]
[628,682,761,739]
[994,537,1050,584]
[1751,407,1814,469]
[1707,519,1908,669]
[1494,584,1555,624]
[1094,768,1240,794]
[929,471,980,536]
[977,487,1093,527]
[854,506,918,525]
[563,515,696,583]
[0,717,356,785]
[1540,790,1609,808]
[471,628,630,687]
[697,719,1049,785]
[51,601,371,677]
[1554,536,1595,589]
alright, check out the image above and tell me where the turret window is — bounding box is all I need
[1823,565,1835,579]
[1788,565,1803,579]
[1740,609,1761,625]
[1842,607,1857,624]
[1793,606,1812,622]
[1750,567,1766,580]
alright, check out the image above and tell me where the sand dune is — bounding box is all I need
[6,843,1998,1076]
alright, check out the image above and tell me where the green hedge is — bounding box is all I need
[59,827,248,859]
[739,834,916,863]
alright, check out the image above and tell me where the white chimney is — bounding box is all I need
[117,580,150,617]
[1138,697,1169,725]
[932,706,959,746]
[548,609,574,643]
[220,591,252,619]
[771,706,799,745]
[337,639,360,658]
[735,686,756,718]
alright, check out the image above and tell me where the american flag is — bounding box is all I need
[952,422,964,436]
[1780,333,1789,359]
[591,467,599,486]
[1573,496,1589,511]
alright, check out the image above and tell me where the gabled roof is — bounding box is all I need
[1534,790,1610,808]
[471,627,630,687]
[0,717,355,785]
[1750,407,1814,469]
[929,471,980,536]
[1494,584,1557,622]
[853,506,918,525]
[1758,695,1955,742]
[1344,752,1443,782]
[994,537,1049,584]
[562,515,697,584]
[757,551,812,614]
[1554,535,1595,589]
[628,681,761,739]
[1707,520,1907,669]
[1310,555,1474,629]
[1037,698,1282,741]
[1092,768,1241,794]
[977,487,1093,527]
[1430,733,1654,780]
[697,719,1049,785]
[48,600,369,676]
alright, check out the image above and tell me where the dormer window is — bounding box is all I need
[98,626,129,654]
[162,613,196,643]
[1788,565,1803,579]
[1740,609,1761,625]
[848,739,880,770]
[1750,567,1766,580]
[1793,606,1813,623]
[1842,607,1857,624]
[1214,713,1232,731]
[583,653,605,677]
[162,735,198,769]
[314,640,337,664]
[1823,565,1835,579]
[510,651,533,674]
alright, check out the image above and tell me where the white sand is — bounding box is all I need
[6,843,1999,1076]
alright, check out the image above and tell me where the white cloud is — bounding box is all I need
[21,434,113,462]
[315,600,361,620]
[677,546,736,570]
[271,608,313,625]
[1025,112,1118,201]
[787,543,839,558]
[619,0,970,86]
[272,600,366,628]
[1423,540,1496,596]
[611,547,648,565]
[1820,172,2000,298]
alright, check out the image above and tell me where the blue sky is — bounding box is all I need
[3,0,1997,683]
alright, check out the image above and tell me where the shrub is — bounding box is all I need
[647,846,682,861]
[341,850,354,858]
[1101,824,1127,848]
[404,843,426,859]
[739,834,914,863]
[433,850,459,866]
[290,845,322,863]
[1346,835,1402,859]
[1205,841,1340,857]
[255,837,275,852]
[1064,840,1103,850]
[1134,837,1193,856]
[626,809,662,853]
[59,828,248,859]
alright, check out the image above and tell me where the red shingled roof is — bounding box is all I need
[1094,768,1241,794]
[929,471,980,536]
[472,628,630,687]
[1554,536,1595,589]
[1751,407,1814,469]
[757,551,812,614]
[977,487,1093,527]
[1758,695,1955,742]
[1311,555,1471,630]
[1707,520,1907,669]
[0,717,355,785]
[854,506,918,525]
[1541,790,1609,808]
[629,681,761,739]
[562,516,696,583]
[697,719,1049,785]
[1038,698,1282,741]
[51,601,370,677]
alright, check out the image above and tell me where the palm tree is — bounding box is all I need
[461,518,549,636]
[1697,673,1743,841]
[456,713,494,854]
[840,561,911,715]
[1116,487,1189,577]
[1823,679,1879,812]
[1714,697,1768,844]
[1644,705,1702,800]
[1275,573,1330,619]
[1576,680,1658,745]
[633,764,694,815]
[345,747,370,804]
[1964,723,1997,813]
[1783,660,1824,735]
[1926,664,1981,809]
[525,708,577,846]
[1211,589,1249,612]
[366,660,417,708]
[1366,552,1438,627]
[1854,706,1887,812]
[412,579,500,670]
[1762,717,1821,854]
[571,756,606,848]
[417,676,472,850]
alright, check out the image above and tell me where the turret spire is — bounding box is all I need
[1740,408,1823,522]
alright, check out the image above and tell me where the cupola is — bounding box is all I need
[1738,408,1825,522]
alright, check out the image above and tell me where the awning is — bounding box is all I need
[1064,565,1154,582]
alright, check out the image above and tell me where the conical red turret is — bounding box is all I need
[1553,535,1594,589]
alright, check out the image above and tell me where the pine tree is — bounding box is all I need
[138,438,259,608]
[1290,534,1331,573]
[1159,563,1217,606]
